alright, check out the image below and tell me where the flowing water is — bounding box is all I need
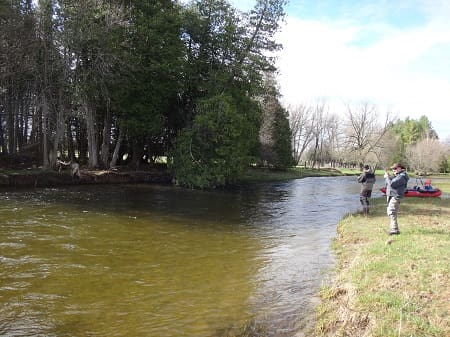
[0,176,384,336]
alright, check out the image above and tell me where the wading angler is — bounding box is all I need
[357,164,376,215]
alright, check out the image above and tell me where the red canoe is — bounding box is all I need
[380,187,442,198]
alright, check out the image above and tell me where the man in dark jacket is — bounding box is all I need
[357,164,376,215]
[384,163,409,235]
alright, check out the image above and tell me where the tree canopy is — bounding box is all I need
[0,0,292,187]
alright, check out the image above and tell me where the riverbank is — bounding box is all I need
[0,167,173,187]
[0,166,349,188]
[313,192,450,336]
[237,166,347,183]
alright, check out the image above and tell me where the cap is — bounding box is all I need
[390,163,405,169]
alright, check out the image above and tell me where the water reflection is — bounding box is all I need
[0,176,384,336]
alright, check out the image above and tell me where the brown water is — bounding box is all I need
[0,177,377,336]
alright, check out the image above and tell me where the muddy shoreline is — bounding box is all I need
[0,169,173,188]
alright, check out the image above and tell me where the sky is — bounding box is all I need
[232,0,450,140]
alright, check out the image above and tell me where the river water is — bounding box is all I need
[0,176,383,336]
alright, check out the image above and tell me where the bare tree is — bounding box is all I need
[309,101,328,169]
[289,103,314,165]
[376,128,402,168]
[343,101,393,168]
[406,138,449,174]
[324,113,344,168]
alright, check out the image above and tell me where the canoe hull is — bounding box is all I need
[380,187,442,198]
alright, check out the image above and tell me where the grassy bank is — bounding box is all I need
[238,166,346,183]
[314,182,450,336]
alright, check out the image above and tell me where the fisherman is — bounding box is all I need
[357,164,376,215]
[384,163,409,235]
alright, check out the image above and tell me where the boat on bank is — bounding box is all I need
[380,178,442,198]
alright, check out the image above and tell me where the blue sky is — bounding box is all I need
[232,0,450,140]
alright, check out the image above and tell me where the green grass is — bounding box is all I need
[314,185,450,337]
[430,176,450,193]
[238,166,345,183]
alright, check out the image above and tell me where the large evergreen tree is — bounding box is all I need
[169,0,287,188]
[111,0,185,168]
[258,74,293,168]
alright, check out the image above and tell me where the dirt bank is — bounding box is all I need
[0,169,173,188]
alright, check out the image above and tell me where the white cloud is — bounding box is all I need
[227,0,450,138]
[275,13,450,139]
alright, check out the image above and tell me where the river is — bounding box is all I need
[0,176,384,336]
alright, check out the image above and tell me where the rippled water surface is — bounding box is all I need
[0,176,384,336]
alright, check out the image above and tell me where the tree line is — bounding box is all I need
[289,101,449,174]
[1,0,448,189]
[1,0,293,188]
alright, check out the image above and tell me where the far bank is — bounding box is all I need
[0,166,349,188]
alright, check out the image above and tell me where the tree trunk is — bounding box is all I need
[311,136,319,169]
[76,117,88,165]
[110,128,124,168]
[132,139,143,170]
[84,100,99,168]
[100,100,112,168]
[66,117,75,161]
[0,106,5,155]
[7,91,16,155]
[41,92,50,169]
[49,89,67,169]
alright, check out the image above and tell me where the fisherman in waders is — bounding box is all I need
[357,164,376,215]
